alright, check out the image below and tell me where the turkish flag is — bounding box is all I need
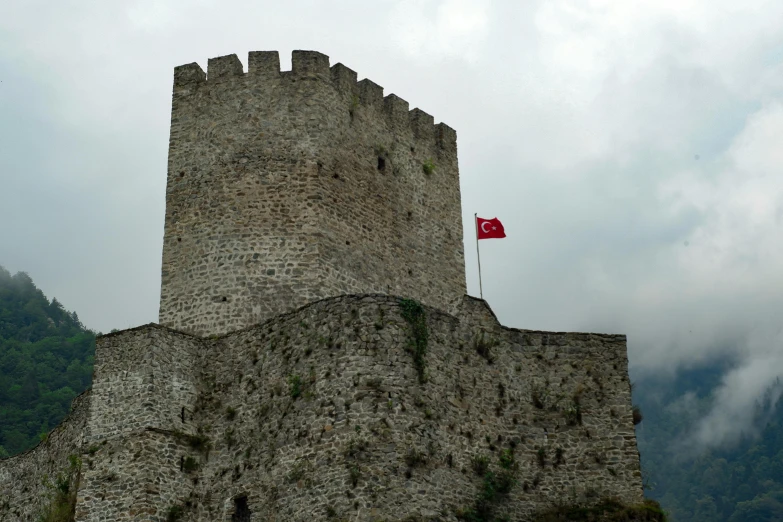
[477,217,506,239]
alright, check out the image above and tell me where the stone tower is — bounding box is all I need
[0,50,646,522]
[159,50,466,336]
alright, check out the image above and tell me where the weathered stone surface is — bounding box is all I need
[0,392,90,521]
[159,50,466,337]
[3,295,640,521]
[0,50,644,521]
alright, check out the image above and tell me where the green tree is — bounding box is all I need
[0,266,95,457]
[635,359,783,521]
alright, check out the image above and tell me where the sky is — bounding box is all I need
[1,0,783,450]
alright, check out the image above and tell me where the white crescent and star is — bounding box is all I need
[480,221,498,232]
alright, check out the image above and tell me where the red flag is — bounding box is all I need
[477,217,506,240]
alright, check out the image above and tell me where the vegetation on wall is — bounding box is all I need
[457,448,519,521]
[38,454,81,522]
[399,299,428,383]
[0,266,95,457]
[422,159,436,175]
[532,498,666,521]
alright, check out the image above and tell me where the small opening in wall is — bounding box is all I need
[408,269,413,276]
[181,407,185,423]
[333,173,340,179]
[410,146,415,153]
[222,296,227,302]
[377,156,386,172]
[407,211,412,219]
[232,496,251,522]
[179,171,185,177]
[180,456,184,472]
[346,241,351,246]
[177,237,182,242]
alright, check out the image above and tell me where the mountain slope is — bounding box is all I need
[0,266,94,457]
[635,361,783,521]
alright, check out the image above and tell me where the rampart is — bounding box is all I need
[74,295,643,521]
[0,391,90,521]
[74,325,205,520]
[85,325,201,443]
[159,50,466,337]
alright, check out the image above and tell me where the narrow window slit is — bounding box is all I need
[232,496,251,521]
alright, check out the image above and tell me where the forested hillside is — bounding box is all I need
[0,266,94,457]
[635,361,783,521]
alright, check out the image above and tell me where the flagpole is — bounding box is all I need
[474,213,483,299]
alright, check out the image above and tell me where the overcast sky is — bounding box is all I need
[2,0,782,449]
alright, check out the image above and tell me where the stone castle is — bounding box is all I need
[0,51,643,521]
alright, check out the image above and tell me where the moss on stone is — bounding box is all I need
[38,456,80,522]
[532,498,667,522]
[399,298,428,383]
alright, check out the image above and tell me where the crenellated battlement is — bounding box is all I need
[160,50,466,336]
[171,51,457,152]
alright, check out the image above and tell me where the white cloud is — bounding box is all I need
[685,350,783,450]
[389,0,489,62]
[659,101,783,293]
[2,0,783,449]
[126,0,180,32]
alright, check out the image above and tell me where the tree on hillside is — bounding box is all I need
[0,266,95,456]
[635,361,783,522]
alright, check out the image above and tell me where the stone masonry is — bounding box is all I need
[0,51,643,521]
[159,50,465,337]
[0,392,90,521]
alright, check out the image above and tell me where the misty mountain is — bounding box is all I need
[0,266,94,457]
[634,361,783,521]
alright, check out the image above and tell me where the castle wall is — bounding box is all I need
[0,391,90,521]
[74,430,196,522]
[73,325,205,522]
[85,324,203,443]
[159,51,466,337]
[1,47,645,521]
[89,295,641,521]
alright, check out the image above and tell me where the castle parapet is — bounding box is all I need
[169,50,458,150]
[207,54,243,80]
[173,62,205,87]
[292,50,330,78]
